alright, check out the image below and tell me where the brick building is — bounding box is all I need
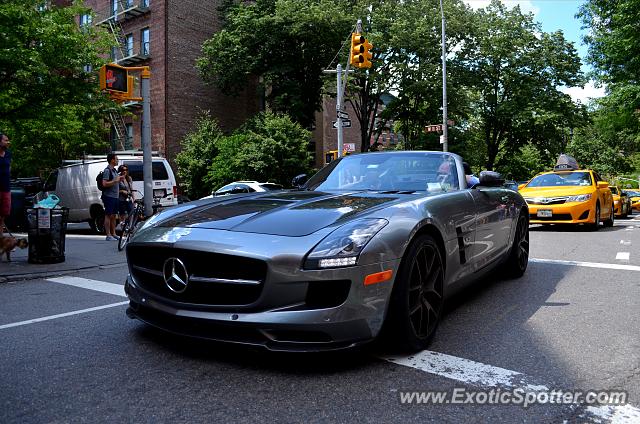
[81,0,259,162]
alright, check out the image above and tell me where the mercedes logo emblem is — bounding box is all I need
[163,258,189,293]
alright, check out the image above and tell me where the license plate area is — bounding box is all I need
[537,209,552,218]
[153,189,166,198]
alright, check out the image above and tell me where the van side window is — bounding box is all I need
[123,161,169,181]
[44,170,58,192]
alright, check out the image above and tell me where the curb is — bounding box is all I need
[0,262,127,283]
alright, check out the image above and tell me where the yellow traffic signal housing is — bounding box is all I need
[361,39,373,69]
[350,33,373,68]
[99,64,129,93]
[351,33,366,67]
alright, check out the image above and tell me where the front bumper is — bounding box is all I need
[125,259,400,352]
[528,201,594,224]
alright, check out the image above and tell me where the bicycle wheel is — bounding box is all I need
[118,214,136,251]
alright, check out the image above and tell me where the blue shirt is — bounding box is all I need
[0,149,11,192]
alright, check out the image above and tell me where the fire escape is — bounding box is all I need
[96,0,150,150]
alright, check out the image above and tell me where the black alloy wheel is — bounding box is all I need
[604,205,615,227]
[383,234,444,351]
[503,212,529,278]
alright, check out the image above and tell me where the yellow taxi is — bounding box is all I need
[520,167,614,229]
[610,186,631,218]
[625,190,640,212]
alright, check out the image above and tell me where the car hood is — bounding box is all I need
[157,191,405,237]
[520,186,595,198]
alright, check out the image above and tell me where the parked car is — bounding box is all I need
[624,190,640,212]
[200,181,284,199]
[43,153,177,233]
[125,151,529,352]
[519,164,614,229]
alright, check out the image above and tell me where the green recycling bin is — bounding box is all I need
[26,207,69,264]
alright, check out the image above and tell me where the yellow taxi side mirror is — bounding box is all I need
[597,181,609,189]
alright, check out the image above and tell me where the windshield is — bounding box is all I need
[610,187,619,195]
[527,172,593,188]
[306,152,460,192]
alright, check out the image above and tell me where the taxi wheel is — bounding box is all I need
[590,203,601,231]
[604,205,614,227]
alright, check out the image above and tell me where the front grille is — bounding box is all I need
[127,246,267,306]
[524,196,569,205]
[530,213,572,221]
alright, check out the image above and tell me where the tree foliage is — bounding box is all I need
[0,0,116,177]
[175,112,224,199]
[206,112,313,190]
[462,0,586,171]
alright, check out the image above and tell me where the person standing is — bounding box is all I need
[117,164,134,227]
[102,153,123,241]
[0,132,11,236]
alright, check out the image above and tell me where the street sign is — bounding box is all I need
[337,110,349,119]
[344,143,356,152]
[425,124,442,133]
[333,120,352,128]
[440,135,445,144]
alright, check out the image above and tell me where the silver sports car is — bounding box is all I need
[124,151,529,352]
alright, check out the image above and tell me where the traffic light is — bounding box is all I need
[350,33,373,69]
[99,64,129,93]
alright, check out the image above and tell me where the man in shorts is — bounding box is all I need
[102,153,124,241]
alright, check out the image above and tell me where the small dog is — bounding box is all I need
[0,236,28,262]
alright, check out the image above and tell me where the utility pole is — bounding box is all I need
[336,63,344,158]
[140,67,153,217]
[440,0,448,152]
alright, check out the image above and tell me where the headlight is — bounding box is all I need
[566,194,592,203]
[304,218,388,269]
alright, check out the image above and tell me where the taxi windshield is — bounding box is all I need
[610,187,619,195]
[527,172,592,187]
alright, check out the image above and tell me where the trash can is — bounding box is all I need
[7,187,26,231]
[26,207,69,264]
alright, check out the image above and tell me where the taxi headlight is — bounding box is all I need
[304,219,388,269]
[566,194,592,203]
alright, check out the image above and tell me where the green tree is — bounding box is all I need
[197,0,353,129]
[0,0,116,176]
[462,0,585,170]
[206,112,313,190]
[175,112,224,199]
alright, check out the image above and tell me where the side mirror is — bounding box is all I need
[518,184,526,191]
[291,174,308,189]
[478,171,505,187]
[597,181,609,189]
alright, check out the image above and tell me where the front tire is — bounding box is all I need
[604,204,614,227]
[382,234,444,352]
[590,203,601,231]
[502,212,529,278]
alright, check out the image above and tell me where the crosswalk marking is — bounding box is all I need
[0,302,128,330]
[47,276,127,297]
[530,258,640,272]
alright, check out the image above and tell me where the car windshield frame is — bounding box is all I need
[305,152,462,193]
[526,171,593,188]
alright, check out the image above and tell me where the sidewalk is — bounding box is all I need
[0,227,126,282]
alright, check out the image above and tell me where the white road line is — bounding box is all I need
[616,252,631,261]
[383,350,548,391]
[620,240,631,246]
[530,258,640,272]
[0,302,128,330]
[47,276,126,297]
[382,350,640,423]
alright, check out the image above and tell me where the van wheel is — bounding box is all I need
[89,207,105,234]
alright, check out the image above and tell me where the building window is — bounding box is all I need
[126,34,134,57]
[110,0,118,17]
[126,124,133,148]
[142,0,150,7]
[141,28,150,56]
[83,64,93,73]
[80,13,92,27]
[125,0,134,7]
[111,46,119,61]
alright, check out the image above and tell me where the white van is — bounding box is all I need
[43,153,177,233]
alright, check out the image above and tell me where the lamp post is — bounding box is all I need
[440,0,448,152]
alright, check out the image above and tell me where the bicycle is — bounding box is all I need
[118,191,165,251]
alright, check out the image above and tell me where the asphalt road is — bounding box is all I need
[1,215,639,423]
